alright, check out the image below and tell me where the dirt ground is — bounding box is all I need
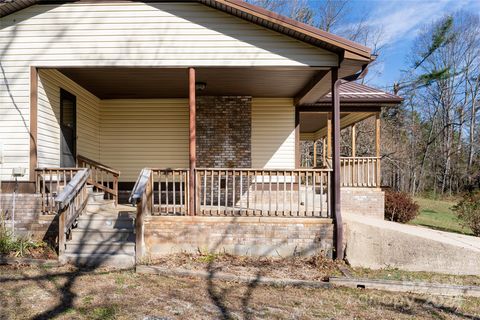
[1,259,480,320]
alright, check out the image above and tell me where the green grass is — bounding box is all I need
[410,197,472,235]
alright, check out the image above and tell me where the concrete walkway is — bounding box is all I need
[344,213,480,275]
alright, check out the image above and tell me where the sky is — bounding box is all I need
[325,0,480,90]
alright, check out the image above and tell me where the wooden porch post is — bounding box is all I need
[295,107,300,168]
[375,112,381,188]
[331,67,344,260]
[313,140,317,168]
[188,67,196,215]
[327,113,332,158]
[29,66,38,181]
[351,123,356,158]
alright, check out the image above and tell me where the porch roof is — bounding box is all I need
[316,80,403,106]
[299,81,403,140]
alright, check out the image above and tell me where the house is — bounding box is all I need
[0,0,401,267]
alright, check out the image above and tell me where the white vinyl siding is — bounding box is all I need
[0,2,336,179]
[251,98,295,169]
[99,99,189,181]
[37,69,100,168]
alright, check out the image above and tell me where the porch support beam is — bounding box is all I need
[294,70,330,106]
[188,67,196,215]
[295,107,300,168]
[327,113,332,158]
[375,112,381,188]
[331,67,344,260]
[313,140,317,168]
[29,66,38,181]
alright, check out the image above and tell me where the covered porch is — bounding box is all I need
[33,66,338,217]
[32,67,403,220]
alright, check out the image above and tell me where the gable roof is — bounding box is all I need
[0,0,373,61]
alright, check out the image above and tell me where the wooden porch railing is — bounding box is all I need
[35,168,83,214]
[55,168,90,259]
[195,168,332,217]
[150,169,190,215]
[339,157,380,187]
[77,155,120,205]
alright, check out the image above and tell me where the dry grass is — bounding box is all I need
[0,262,479,319]
[146,252,342,281]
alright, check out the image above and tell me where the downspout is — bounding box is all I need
[332,59,369,260]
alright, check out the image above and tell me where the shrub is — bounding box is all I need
[384,191,419,223]
[452,190,480,236]
[0,211,41,257]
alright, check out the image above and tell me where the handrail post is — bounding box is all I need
[114,175,118,206]
[58,209,66,261]
[135,171,151,263]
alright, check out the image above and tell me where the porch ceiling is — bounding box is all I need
[57,67,320,99]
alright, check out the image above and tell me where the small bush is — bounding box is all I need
[452,190,480,236]
[0,211,44,257]
[384,191,419,223]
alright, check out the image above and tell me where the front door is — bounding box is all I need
[60,89,76,167]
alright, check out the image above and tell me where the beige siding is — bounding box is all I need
[37,69,100,168]
[251,98,295,169]
[100,99,189,181]
[0,2,337,179]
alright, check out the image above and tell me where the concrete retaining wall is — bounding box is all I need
[144,216,334,258]
[345,213,480,275]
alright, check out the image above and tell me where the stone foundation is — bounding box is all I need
[0,193,57,243]
[144,216,334,258]
[341,187,384,219]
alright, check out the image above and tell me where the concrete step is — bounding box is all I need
[83,208,135,218]
[85,200,116,212]
[76,215,134,229]
[71,228,135,242]
[63,253,135,268]
[87,192,105,203]
[65,241,135,255]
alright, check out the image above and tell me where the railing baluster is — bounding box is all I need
[297,171,300,216]
[305,170,309,216]
[224,170,228,216]
[203,170,207,214]
[268,171,272,215]
[312,171,316,216]
[232,170,236,215]
[253,170,257,216]
[290,171,293,215]
[172,171,176,215]
[275,171,279,216]
[283,170,286,216]
[165,172,169,213]
[245,171,249,214]
[210,170,214,215]
[180,171,184,214]
[217,171,221,215]
[239,171,243,215]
